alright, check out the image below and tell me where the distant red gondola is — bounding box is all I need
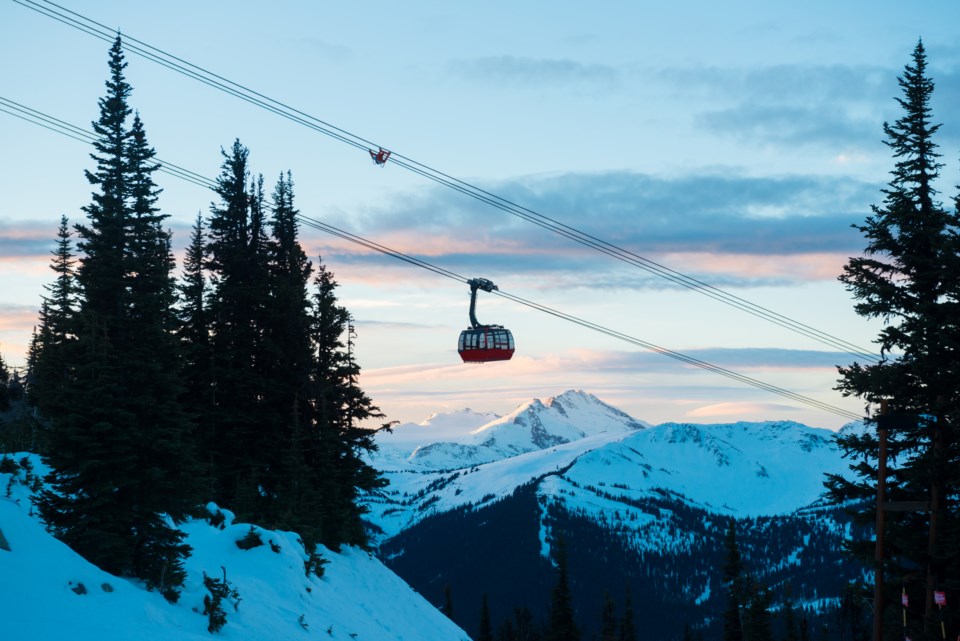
[458,278,515,363]
[369,147,391,166]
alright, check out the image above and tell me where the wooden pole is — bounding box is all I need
[874,401,889,641]
[925,397,945,632]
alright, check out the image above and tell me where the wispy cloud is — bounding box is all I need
[449,55,619,90]
[320,169,876,289]
[297,37,352,62]
[697,104,877,148]
[0,219,57,259]
[0,303,38,331]
[662,61,960,150]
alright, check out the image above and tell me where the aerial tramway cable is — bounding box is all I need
[12,0,881,365]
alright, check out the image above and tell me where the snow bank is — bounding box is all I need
[0,453,468,641]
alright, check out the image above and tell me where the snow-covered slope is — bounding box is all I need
[0,454,468,641]
[554,419,849,517]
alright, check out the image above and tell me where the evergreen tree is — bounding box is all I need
[0,350,9,411]
[119,110,199,591]
[781,583,799,641]
[204,140,269,516]
[442,584,454,618]
[742,581,773,641]
[545,537,580,641]
[618,585,636,641]
[479,593,494,641]
[305,262,386,548]
[497,618,518,641]
[824,39,960,640]
[261,171,314,530]
[29,215,77,416]
[35,36,197,596]
[177,212,213,488]
[513,605,541,641]
[599,591,618,641]
[723,522,745,641]
[198,142,384,550]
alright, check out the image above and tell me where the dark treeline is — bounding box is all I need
[18,37,386,598]
[380,479,869,641]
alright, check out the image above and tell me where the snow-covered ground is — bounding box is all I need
[0,453,468,641]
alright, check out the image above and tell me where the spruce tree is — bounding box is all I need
[199,143,384,550]
[618,586,636,641]
[303,261,386,548]
[442,584,454,618]
[824,39,960,639]
[261,171,314,529]
[204,140,269,516]
[514,606,541,641]
[36,36,197,595]
[545,537,580,641]
[742,581,773,641]
[781,583,800,641]
[722,521,745,641]
[30,215,77,416]
[478,593,494,641]
[177,212,213,489]
[599,591,617,641]
[0,350,9,411]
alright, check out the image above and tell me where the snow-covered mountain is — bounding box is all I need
[366,392,853,540]
[0,453,468,641]
[364,391,865,640]
[371,390,648,471]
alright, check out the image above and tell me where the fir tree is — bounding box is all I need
[513,606,540,641]
[545,537,580,641]
[305,262,386,548]
[723,522,745,641]
[442,584,454,618]
[204,140,269,516]
[824,39,960,639]
[177,212,213,488]
[0,350,9,411]
[36,36,197,595]
[29,215,77,416]
[261,171,314,530]
[742,581,773,641]
[781,583,799,641]
[479,593,494,641]
[618,586,636,641]
[599,591,617,641]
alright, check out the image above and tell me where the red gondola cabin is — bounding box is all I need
[458,325,515,363]
[458,277,515,363]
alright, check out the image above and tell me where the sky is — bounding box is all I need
[3,0,960,430]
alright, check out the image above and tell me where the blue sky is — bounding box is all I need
[3,0,960,428]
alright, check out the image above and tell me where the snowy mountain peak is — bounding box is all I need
[465,390,648,459]
[371,391,649,471]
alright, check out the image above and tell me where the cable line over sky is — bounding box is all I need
[12,0,881,366]
[1,96,864,421]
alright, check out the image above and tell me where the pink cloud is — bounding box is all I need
[660,251,849,282]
